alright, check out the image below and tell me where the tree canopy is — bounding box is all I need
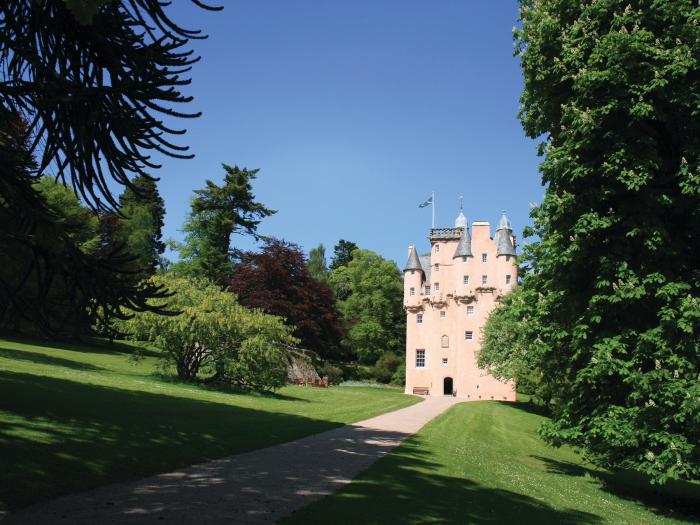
[328,249,405,364]
[501,0,700,483]
[176,164,275,284]
[330,240,358,271]
[226,239,344,359]
[307,244,329,283]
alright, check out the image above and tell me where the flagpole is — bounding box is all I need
[432,191,435,229]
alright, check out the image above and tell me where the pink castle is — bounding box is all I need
[403,210,517,400]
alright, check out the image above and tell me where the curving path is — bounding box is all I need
[6,395,461,524]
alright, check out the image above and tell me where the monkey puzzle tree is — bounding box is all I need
[514,0,700,482]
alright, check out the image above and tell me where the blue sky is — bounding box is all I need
[157,1,543,267]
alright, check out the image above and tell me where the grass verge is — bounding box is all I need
[0,336,418,513]
[285,401,699,524]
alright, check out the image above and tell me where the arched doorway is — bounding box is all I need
[443,377,453,396]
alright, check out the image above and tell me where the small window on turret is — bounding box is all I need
[463,275,469,285]
[435,263,440,272]
[411,270,415,275]
[482,253,488,263]
[436,244,440,253]
[506,275,512,285]
[506,255,511,262]
[482,275,488,285]
[410,287,415,296]
[417,314,423,324]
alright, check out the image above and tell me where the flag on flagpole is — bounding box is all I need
[418,195,433,208]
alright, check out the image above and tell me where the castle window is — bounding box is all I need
[506,275,512,285]
[463,275,469,285]
[411,270,415,275]
[482,253,488,263]
[435,263,440,272]
[440,311,446,319]
[482,275,488,285]
[465,331,473,341]
[417,313,423,324]
[435,244,440,253]
[467,306,474,316]
[441,335,449,348]
[410,287,415,296]
[416,349,425,368]
[424,285,430,294]
[434,282,440,291]
[442,358,448,365]
[506,255,511,262]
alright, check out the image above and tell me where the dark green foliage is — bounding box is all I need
[307,243,329,283]
[319,361,344,385]
[117,175,166,276]
[176,164,275,284]
[0,0,220,210]
[511,0,700,483]
[371,352,404,384]
[329,239,358,271]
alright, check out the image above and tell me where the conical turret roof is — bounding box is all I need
[453,225,473,258]
[404,245,423,272]
[495,212,516,256]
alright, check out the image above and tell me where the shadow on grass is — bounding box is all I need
[0,370,339,513]
[0,348,104,371]
[286,436,602,525]
[0,334,161,359]
[533,456,700,522]
[499,399,551,417]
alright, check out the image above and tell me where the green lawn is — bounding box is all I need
[0,336,418,514]
[286,401,700,525]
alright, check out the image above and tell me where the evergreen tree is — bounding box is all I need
[117,175,166,275]
[329,240,358,271]
[509,0,700,482]
[307,244,329,283]
[176,165,275,284]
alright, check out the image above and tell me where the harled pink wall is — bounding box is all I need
[404,222,517,401]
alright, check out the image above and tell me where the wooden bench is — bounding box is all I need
[413,386,430,396]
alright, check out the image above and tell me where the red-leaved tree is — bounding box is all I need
[226,239,345,359]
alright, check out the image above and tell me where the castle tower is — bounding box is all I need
[403,209,517,400]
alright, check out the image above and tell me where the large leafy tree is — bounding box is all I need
[226,239,344,359]
[513,0,700,482]
[122,274,295,391]
[117,175,166,276]
[176,164,275,283]
[328,250,405,364]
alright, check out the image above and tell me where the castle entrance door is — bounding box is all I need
[443,377,453,396]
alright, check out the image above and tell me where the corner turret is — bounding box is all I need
[495,212,516,257]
